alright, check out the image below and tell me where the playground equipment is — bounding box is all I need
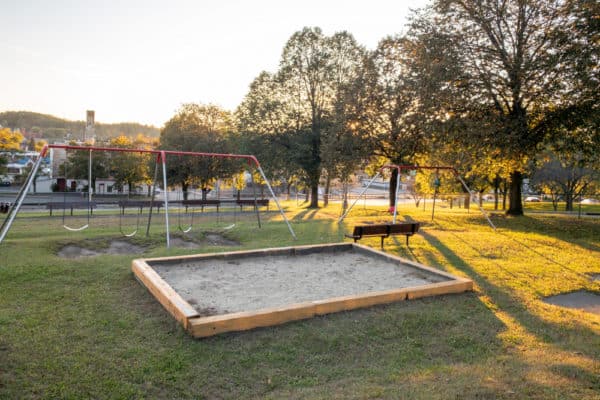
[0,144,296,247]
[61,149,94,232]
[338,164,496,230]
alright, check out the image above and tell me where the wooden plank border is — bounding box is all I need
[132,243,473,338]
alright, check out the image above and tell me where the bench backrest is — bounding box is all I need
[118,200,162,208]
[181,200,220,206]
[46,201,97,209]
[236,199,269,205]
[388,223,420,234]
[356,225,390,237]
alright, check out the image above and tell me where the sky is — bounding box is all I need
[1,0,430,128]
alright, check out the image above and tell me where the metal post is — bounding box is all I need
[160,152,170,248]
[392,168,400,224]
[0,148,46,244]
[88,149,92,204]
[251,170,261,229]
[256,165,296,240]
[146,156,161,237]
[338,172,381,224]
[432,189,438,221]
[455,174,496,230]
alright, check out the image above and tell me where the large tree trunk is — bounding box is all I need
[389,169,398,208]
[286,179,292,200]
[323,174,331,207]
[565,192,574,212]
[507,171,524,216]
[309,183,319,208]
[493,174,500,210]
[182,182,189,201]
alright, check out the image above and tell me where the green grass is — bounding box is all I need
[1,201,599,399]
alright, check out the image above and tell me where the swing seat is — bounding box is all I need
[345,223,420,249]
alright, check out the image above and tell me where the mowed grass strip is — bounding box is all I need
[0,202,599,399]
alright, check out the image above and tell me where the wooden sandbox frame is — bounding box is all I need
[132,243,473,338]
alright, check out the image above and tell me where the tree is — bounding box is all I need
[418,0,596,215]
[107,135,150,193]
[0,128,24,151]
[531,153,597,211]
[319,32,367,206]
[160,103,236,200]
[63,142,108,192]
[356,36,431,207]
[236,71,302,196]
[278,27,333,208]
[240,28,366,208]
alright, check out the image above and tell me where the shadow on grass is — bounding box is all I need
[418,228,600,360]
[290,207,320,221]
[495,214,600,254]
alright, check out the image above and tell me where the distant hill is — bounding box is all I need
[0,111,160,142]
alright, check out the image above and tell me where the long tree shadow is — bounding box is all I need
[290,208,320,221]
[494,214,600,253]
[418,228,600,361]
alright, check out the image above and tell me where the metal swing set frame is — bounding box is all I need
[0,144,297,247]
[338,164,496,230]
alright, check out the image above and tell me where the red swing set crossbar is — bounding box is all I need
[40,144,261,167]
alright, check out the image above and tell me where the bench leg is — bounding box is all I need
[381,236,384,249]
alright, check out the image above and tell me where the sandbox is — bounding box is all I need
[132,243,473,338]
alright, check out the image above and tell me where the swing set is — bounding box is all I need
[0,144,296,247]
[338,164,496,230]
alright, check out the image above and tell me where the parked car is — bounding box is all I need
[581,198,600,204]
[0,180,11,187]
[524,196,541,202]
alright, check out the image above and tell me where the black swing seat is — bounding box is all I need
[345,222,420,248]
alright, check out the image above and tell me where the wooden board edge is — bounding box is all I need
[312,288,409,315]
[407,280,473,300]
[188,301,317,338]
[138,242,353,265]
[351,243,470,282]
[132,259,199,328]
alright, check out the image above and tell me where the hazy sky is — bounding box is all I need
[1,0,430,127]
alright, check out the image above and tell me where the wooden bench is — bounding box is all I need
[118,200,163,214]
[345,223,420,248]
[236,199,269,211]
[46,201,97,216]
[181,199,221,212]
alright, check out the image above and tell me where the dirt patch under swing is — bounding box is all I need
[57,232,239,258]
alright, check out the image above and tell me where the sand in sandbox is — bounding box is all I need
[151,251,449,316]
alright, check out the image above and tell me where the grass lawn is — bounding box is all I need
[0,201,599,399]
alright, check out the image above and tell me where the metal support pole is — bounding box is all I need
[256,165,296,240]
[0,149,46,244]
[251,170,261,229]
[88,149,93,204]
[160,152,171,248]
[146,157,161,237]
[455,174,496,230]
[432,189,438,221]
[338,172,382,224]
[392,169,400,224]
